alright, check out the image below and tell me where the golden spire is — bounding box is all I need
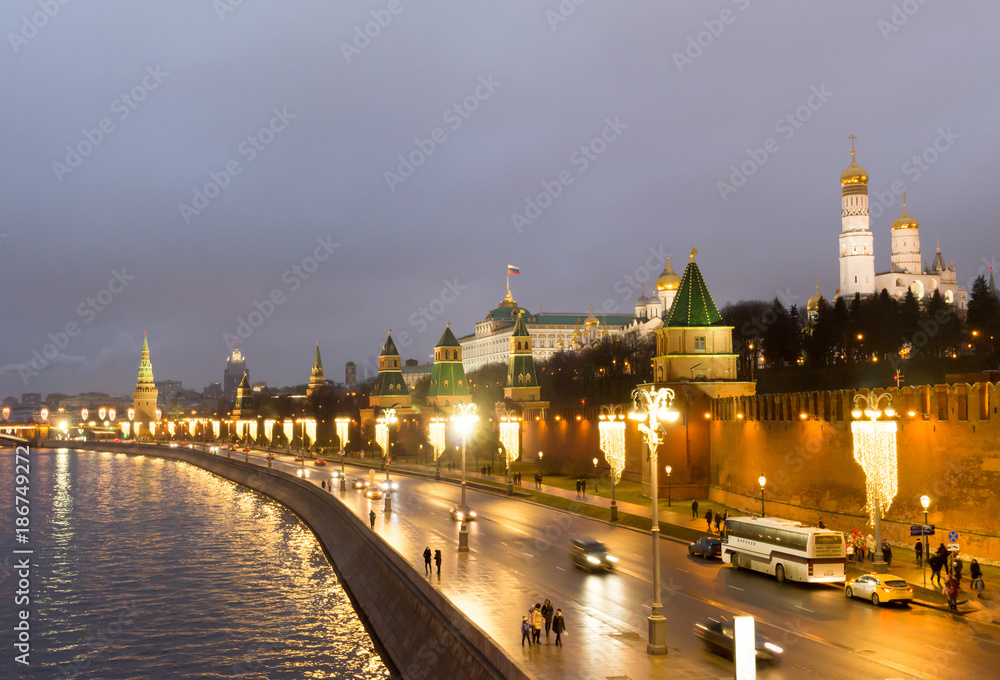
[690,246,698,260]
[849,134,857,157]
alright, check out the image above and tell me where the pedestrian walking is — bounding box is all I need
[723,509,730,522]
[882,541,892,567]
[846,540,854,564]
[867,534,875,561]
[581,479,586,495]
[945,574,960,610]
[434,549,442,576]
[521,617,532,647]
[691,499,699,519]
[537,472,543,487]
[971,559,984,598]
[930,554,944,587]
[915,539,923,566]
[704,508,713,532]
[541,599,554,640]
[369,510,376,529]
[530,604,543,644]
[713,512,722,533]
[552,609,566,646]
[954,556,963,587]
[423,546,432,576]
[488,464,492,476]
[575,479,581,496]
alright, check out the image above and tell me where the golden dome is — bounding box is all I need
[840,153,868,186]
[891,198,919,230]
[584,305,599,327]
[655,256,681,292]
[807,282,822,312]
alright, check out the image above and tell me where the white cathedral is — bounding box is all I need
[820,142,966,314]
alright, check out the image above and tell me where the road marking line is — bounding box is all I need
[728,585,744,591]
[795,605,814,613]
[556,566,565,571]
[926,644,956,656]
[675,568,690,573]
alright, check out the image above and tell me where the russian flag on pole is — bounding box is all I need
[507,265,520,274]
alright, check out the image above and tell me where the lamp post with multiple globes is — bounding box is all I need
[451,403,478,552]
[627,386,679,656]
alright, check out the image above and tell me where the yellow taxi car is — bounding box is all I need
[845,573,913,606]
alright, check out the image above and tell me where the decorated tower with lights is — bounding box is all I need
[232,373,254,419]
[504,312,540,403]
[839,137,876,297]
[132,332,158,431]
[306,341,326,397]
[427,324,471,408]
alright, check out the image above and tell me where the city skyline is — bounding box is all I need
[3,2,1000,396]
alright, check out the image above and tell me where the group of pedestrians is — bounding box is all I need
[512,471,523,486]
[845,529,893,565]
[703,508,728,533]
[522,600,566,647]
[574,479,587,496]
[479,464,493,476]
[422,546,443,577]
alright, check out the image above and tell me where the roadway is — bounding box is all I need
[241,449,1000,679]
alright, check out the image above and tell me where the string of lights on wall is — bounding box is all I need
[850,392,898,525]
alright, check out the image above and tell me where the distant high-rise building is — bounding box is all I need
[345,361,357,388]
[307,342,327,397]
[224,347,248,405]
[203,382,223,400]
[21,393,41,407]
[45,393,68,407]
[155,380,182,404]
[132,332,159,428]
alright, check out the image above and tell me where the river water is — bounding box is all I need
[0,448,391,679]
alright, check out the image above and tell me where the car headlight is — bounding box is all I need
[606,555,618,563]
[456,513,464,520]
[468,511,476,517]
[586,556,602,565]
[764,642,783,654]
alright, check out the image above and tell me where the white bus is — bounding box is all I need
[722,517,846,583]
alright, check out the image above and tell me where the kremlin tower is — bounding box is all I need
[132,332,158,435]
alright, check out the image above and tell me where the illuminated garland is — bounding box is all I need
[121,422,131,438]
[499,419,520,468]
[303,419,317,446]
[335,419,350,450]
[599,418,626,484]
[264,419,276,442]
[851,394,899,526]
[212,420,221,439]
[375,422,389,456]
[429,420,446,460]
[167,422,176,437]
[248,421,258,441]
[282,421,293,444]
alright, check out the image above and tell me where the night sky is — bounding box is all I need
[3,1,999,398]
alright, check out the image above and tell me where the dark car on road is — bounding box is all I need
[694,617,783,664]
[688,537,722,559]
[570,538,618,572]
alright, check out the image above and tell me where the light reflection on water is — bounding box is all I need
[0,449,391,679]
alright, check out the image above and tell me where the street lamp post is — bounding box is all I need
[451,403,478,552]
[920,495,931,586]
[665,465,672,506]
[538,451,543,475]
[592,457,599,493]
[758,475,766,517]
[339,448,347,491]
[377,409,398,514]
[628,386,679,656]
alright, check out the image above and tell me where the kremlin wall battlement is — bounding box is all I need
[708,382,1000,560]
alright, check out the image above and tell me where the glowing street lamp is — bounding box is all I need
[599,405,626,521]
[592,457,599,493]
[628,386,679,655]
[850,392,898,573]
[758,475,766,517]
[920,495,931,586]
[376,408,398,513]
[451,402,479,552]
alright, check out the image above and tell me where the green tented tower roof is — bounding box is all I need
[381,333,399,357]
[435,325,462,348]
[664,252,724,327]
[313,341,324,371]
